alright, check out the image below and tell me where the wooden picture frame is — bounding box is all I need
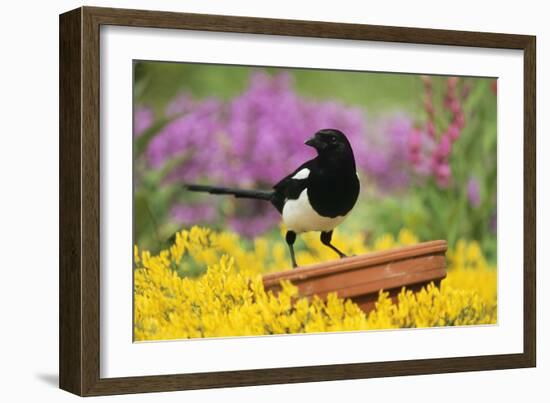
[59,6,536,396]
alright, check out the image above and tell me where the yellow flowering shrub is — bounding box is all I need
[134,227,497,341]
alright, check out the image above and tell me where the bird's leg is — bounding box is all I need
[320,231,347,258]
[286,230,298,268]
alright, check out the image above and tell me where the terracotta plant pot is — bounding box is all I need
[263,240,448,314]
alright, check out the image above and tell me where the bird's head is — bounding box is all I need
[304,129,354,159]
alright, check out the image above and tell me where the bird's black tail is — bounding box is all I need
[185,184,274,201]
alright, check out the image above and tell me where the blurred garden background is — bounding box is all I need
[133,61,498,339]
[133,61,497,273]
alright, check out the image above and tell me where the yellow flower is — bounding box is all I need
[134,226,497,340]
[374,233,395,251]
[398,228,419,246]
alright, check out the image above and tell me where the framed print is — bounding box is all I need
[59,6,536,396]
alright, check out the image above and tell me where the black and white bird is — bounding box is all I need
[185,129,360,268]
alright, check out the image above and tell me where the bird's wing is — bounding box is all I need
[271,161,315,212]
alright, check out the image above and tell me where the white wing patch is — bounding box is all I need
[292,168,310,180]
[282,189,347,234]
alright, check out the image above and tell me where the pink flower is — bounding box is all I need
[435,135,452,159]
[447,77,459,90]
[430,134,453,188]
[454,112,465,129]
[435,163,451,187]
[448,124,461,142]
[424,97,434,116]
[409,129,422,153]
[426,121,436,138]
[461,83,472,100]
[467,177,481,207]
[421,75,432,89]
[450,99,461,114]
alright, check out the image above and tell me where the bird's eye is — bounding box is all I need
[330,136,337,143]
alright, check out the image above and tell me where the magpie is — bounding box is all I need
[185,129,360,268]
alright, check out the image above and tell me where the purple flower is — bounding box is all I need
[171,204,216,225]
[222,71,368,186]
[165,94,194,118]
[467,177,481,207]
[146,97,225,182]
[363,115,414,191]
[134,106,154,137]
[142,71,374,237]
[227,204,281,238]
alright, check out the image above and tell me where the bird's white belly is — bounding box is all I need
[282,189,346,233]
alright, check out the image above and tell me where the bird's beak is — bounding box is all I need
[305,136,324,150]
